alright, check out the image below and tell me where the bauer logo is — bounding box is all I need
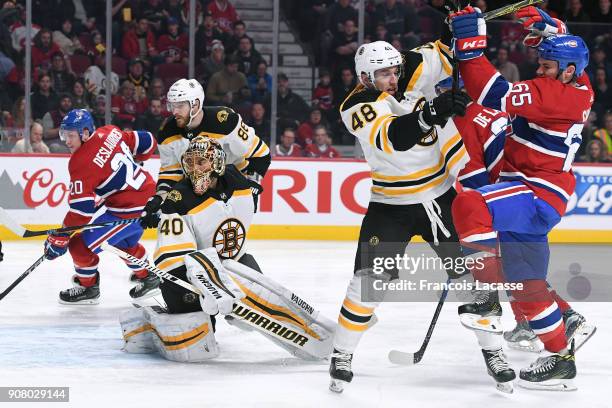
[565,171,612,216]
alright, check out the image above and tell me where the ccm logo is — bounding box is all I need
[459,37,486,50]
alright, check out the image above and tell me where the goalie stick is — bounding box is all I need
[0,206,142,238]
[388,278,451,365]
[0,254,46,301]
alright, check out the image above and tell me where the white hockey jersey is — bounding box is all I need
[341,40,468,205]
[156,106,270,194]
[153,166,260,275]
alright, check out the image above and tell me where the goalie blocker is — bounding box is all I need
[120,249,334,362]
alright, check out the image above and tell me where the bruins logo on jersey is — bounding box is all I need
[413,97,438,147]
[167,190,182,202]
[213,218,246,259]
[217,110,229,123]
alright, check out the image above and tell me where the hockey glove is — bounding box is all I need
[450,6,487,60]
[421,90,471,127]
[44,232,70,260]
[516,6,567,47]
[140,194,163,229]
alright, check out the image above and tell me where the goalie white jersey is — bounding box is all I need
[340,40,468,205]
[153,165,261,275]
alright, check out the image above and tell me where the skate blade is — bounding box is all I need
[518,378,577,392]
[495,381,514,394]
[131,288,161,300]
[572,324,597,352]
[329,379,347,393]
[58,297,100,305]
[460,314,503,333]
[506,339,544,353]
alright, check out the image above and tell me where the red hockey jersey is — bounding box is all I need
[64,125,157,227]
[460,56,594,215]
[454,102,507,190]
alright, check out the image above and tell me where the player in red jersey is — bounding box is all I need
[450,5,593,391]
[43,109,160,305]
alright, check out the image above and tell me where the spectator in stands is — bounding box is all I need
[494,47,519,83]
[247,60,272,103]
[50,51,75,94]
[582,138,610,163]
[331,19,358,73]
[247,102,271,146]
[375,0,419,49]
[32,28,62,69]
[234,36,263,77]
[0,49,15,83]
[158,17,188,64]
[518,46,539,81]
[121,17,159,62]
[148,77,169,116]
[207,0,240,34]
[374,22,393,44]
[564,0,591,38]
[266,72,310,135]
[71,79,92,110]
[297,108,325,147]
[232,86,254,120]
[52,18,83,56]
[588,48,612,84]
[8,96,25,134]
[126,58,149,102]
[91,93,116,128]
[332,66,356,116]
[83,53,119,96]
[136,97,165,133]
[312,69,334,121]
[142,0,167,32]
[12,120,50,154]
[225,20,249,55]
[275,128,303,157]
[195,10,228,64]
[594,68,612,112]
[592,0,611,23]
[111,80,148,125]
[593,111,612,156]
[31,74,59,120]
[326,0,357,36]
[201,39,226,83]
[206,54,248,105]
[42,93,72,153]
[305,125,341,158]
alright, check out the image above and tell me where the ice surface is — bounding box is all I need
[0,241,609,408]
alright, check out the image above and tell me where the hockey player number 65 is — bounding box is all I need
[509,83,532,107]
[110,142,146,189]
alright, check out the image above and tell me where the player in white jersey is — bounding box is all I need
[140,78,270,228]
[329,40,472,393]
[120,137,334,362]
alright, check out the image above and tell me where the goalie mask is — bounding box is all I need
[181,136,226,195]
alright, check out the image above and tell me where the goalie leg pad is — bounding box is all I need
[143,306,219,363]
[119,307,155,354]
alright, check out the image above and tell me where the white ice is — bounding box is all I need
[0,241,609,408]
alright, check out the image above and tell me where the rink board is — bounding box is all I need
[1,154,611,242]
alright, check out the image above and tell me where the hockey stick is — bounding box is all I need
[0,207,142,238]
[0,254,46,301]
[388,278,451,365]
[482,0,543,21]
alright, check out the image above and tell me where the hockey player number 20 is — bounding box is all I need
[351,104,378,130]
[110,142,146,189]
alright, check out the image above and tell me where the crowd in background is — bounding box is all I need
[0,0,610,162]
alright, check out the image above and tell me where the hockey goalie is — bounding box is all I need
[119,136,335,362]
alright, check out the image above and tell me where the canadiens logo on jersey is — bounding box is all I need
[214,218,245,259]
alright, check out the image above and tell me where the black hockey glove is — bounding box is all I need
[421,90,471,127]
[140,194,163,229]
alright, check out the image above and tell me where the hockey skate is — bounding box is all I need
[518,348,577,391]
[503,320,543,353]
[59,273,100,305]
[481,348,516,393]
[458,290,503,333]
[329,349,353,393]
[563,309,596,352]
[129,273,161,299]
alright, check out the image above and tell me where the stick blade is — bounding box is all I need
[0,207,27,238]
[388,349,417,365]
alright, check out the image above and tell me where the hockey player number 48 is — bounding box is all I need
[351,104,378,131]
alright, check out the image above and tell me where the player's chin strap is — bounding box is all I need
[422,200,451,246]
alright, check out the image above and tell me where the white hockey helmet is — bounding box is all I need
[355,41,403,88]
[167,78,205,127]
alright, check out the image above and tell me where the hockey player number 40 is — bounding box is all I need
[110,142,146,189]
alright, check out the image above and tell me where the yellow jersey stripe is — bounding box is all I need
[187,197,216,215]
[236,160,249,171]
[343,298,374,315]
[159,174,183,181]
[246,136,261,157]
[406,62,424,92]
[161,135,182,145]
[434,41,453,75]
[153,242,196,260]
[233,188,252,197]
[156,257,184,271]
[159,163,182,171]
[197,131,225,139]
[372,133,461,181]
[368,113,393,147]
[380,116,396,154]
